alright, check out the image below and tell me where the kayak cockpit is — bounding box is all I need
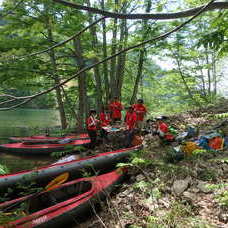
[2,180,92,216]
[29,180,92,213]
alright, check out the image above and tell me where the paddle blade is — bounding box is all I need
[45,172,69,191]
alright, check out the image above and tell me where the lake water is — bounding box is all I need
[0,109,61,173]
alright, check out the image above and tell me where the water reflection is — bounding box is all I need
[0,109,60,173]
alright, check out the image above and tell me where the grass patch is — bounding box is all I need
[215,190,228,208]
[146,201,195,228]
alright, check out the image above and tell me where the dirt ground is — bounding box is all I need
[76,100,228,228]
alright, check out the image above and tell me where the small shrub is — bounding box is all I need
[216,190,228,207]
[197,168,217,181]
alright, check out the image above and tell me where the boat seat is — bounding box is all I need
[48,194,58,205]
[65,185,75,195]
[50,190,68,202]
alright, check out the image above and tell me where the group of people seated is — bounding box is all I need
[86,97,174,149]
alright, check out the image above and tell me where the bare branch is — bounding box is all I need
[53,0,227,20]
[0,98,33,110]
[0,94,19,99]
[0,0,216,111]
[0,98,19,106]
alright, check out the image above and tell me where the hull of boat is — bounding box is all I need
[1,169,125,228]
[0,139,91,155]
[9,133,89,143]
[0,145,142,190]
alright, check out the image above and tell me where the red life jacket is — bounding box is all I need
[86,115,98,131]
[158,122,174,141]
[158,122,168,134]
[125,111,137,130]
[109,101,123,119]
[99,112,111,127]
[132,104,147,121]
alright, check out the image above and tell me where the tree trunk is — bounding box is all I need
[130,0,151,104]
[73,38,88,130]
[176,54,200,106]
[206,48,211,97]
[212,50,217,96]
[46,16,67,129]
[86,0,103,112]
[195,58,208,102]
[130,49,146,104]
[109,0,118,98]
[101,0,110,103]
[93,58,103,112]
[116,5,128,99]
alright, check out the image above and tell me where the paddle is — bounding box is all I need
[44,172,69,191]
[1,172,69,212]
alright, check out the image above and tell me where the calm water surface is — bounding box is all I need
[0,109,61,173]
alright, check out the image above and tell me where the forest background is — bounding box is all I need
[0,0,227,130]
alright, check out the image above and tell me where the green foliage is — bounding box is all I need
[147,201,194,228]
[192,149,208,155]
[209,113,228,119]
[81,170,93,178]
[190,149,211,159]
[133,179,162,200]
[0,177,42,203]
[0,164,10,174]
[133,180,149,192]
[206,183,228,191]
[117,149,152,169]
[197,167,217,181]
[128,225,142,228]
[0,0,227,122]
[0,211,22,225]
[131,157,149,166]
[216,190,228,207]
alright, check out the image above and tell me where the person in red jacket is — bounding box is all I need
[132,99,147,129]
[86,109,99,149]
[109,97,123,122]
[155,116,175,142]
[99,107,111,127]
[99,107,111,143]
[125,106,137,147]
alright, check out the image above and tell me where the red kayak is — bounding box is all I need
[0,169,126,227]
[0,138,91,155]
[0,145,142,191]
[9,133,89,143]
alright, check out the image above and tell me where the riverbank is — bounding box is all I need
[77,102,228,228]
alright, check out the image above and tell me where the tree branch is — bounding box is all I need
[53,0,227,20]
[0,0,216,110]
[0,16,106,62]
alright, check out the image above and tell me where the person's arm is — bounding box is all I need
[139,105,147,118]
[117,102,123,111]
[144,106,147,115]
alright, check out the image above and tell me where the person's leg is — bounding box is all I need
[136,120,142,129]
[125,130,135,147]
[91,131,97,148]
[88,130,97,149]
[101,128,109,143]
